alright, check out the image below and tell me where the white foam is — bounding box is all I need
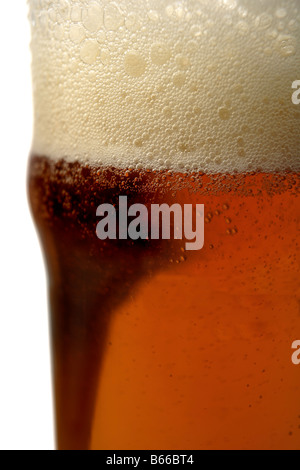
[29,0,300,172]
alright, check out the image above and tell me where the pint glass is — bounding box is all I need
[28,0,300,450]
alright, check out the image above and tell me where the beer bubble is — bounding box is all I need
[163,107,173,118]
[88,70,97,83]
[238,7,248,19]
[124,51,146,77]
[175,6,185,20]
[82,3,103,33]
[173,72,186,87]
[104,4,124,31]
[264,47,273,56]
[69,25,85,44]
[57,0,69,21]
[48,8,57,23]
[236,21,249,36]
[218,108,231,121]
[288,20,299,32]
[97,31,106,44]
[100,49,111,65]
[276,35,296,57]
[276,9,287,19]
[255,14,273,31]
[151,43,171,66]
[125,13,141,32]
[190,24,202,37]
[54,24,64,40]
[165,5,174,18]
[223,0,237,9]
[80,40,99,64]
[224,14,233,26]
[186,40,198,53]
[148,10,159,22]
[265,28,278,40]
[134,139,143,148]
[70,6,81,23]
[39,12,48,30]
[175,54,191,70]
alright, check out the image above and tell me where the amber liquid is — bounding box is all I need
[28,155,300,450]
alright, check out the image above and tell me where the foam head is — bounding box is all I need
[29,0,300,172]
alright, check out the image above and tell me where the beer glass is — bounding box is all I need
[28,0,300,450]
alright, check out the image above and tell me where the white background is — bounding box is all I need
[0,2,54,450]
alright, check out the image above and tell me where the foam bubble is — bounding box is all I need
[29,0,300,173]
